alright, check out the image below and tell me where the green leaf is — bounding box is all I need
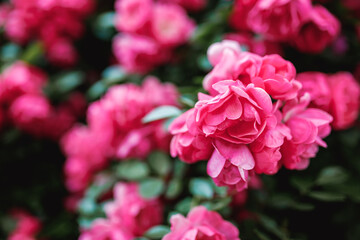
[139,178,165,199]
[144,225,170,239]
[102,66,126,85]
[165,178,183,199]
[148,151,171,176]
[87,81,107,100]
[308,191,346,202]
[253,229,272,240]
[78,198,97,215]
[290,176,314,194]
[0,43,21,62]
[189,178,214,199]
[258,215,287,239]
[316,166,348,186]
[142,105,182,123]
[52,71,85,94]
[175,197,192,214]
[21,41,43,64]
[270,194,314,211]
[116,160,150,181]
[173,160,187,178]
[78,217,95,229]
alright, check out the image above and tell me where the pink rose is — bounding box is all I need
[0,61,47,104]
[196,80,272,144]
[293,5,340,53]
[151,3,195,47]
[45,38,78,67]
[250,111,292,174]
[297,72,332,111]
[163,206,240,240]
[79,219,133,240]
[114,0,152,34]
[229,0,257,31]
[281,94,332,170]
[9,94,52,136]
[208,140,255,191]
[327,72,360,130]
[248,0,312,41]
[254,54,301,100]
[8,210,41,240]
[112,33,170,73]
[169,108,213,163]
[64,157,93,193]
[104,183,163,236]
[297,71,360,130]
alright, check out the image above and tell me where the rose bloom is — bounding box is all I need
[161,0,207,11]
[204,40,300,101]
[169,108,213,163]
[114,0,152,34]
[195,80,273,144]
[8,210,42,240]
[293,5,340,53]
[297,71,360,130]
[79,219,133,240]
[151,3,195,47]
[104,183,163,236]
[229,0,257,31]
[163,206,240,240]
[281,94,332,170]
[113,33,171,74]
[0,61,47,104]
[247,0,312,41]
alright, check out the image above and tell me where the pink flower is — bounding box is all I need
[293,5,340,53]
[229,0,257,31]
[0,3,11,27]
[163,206,240,240]
[247,0,312,41]
[79,219,133,240]
[195,80,272,144]
[114,0,152,34]
[64,157,93,193]
[208,140,255,191]
[9,94,52,136]
[169,109,213,163]
[151,3,195,47]
[327,72,360,130]
[254,54,301,100]
[281,94,332,170]
[8,210,41,240]
[0,61,47,104]
[297,71,360,130]
[45,38,78,67]
[104,183,163,236]
[112,33,170,73]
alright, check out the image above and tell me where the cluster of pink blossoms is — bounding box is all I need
[8,210,42,240]
[1,0,94,67]
[79,183,163,240]
[170,40,333,191]
[297,72,360,130]
[0,61,85,139]
[163,206,240,240]
[229,0,340,53]
[112,0,195,73]
[61,77,179,195]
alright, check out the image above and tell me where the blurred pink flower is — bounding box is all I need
[294,5,340,53]
[79,219,133,240]
[104,182,163,236]
[163,206,240,240]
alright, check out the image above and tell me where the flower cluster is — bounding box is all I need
[79,182,163,240]
[297,71,360,130]
[61,77,179,194]
[112,0,195,73]
[163,206,240,240]
[170,40,333,191]
[8,210,42,240]
[229,0,340,53]
[2,0,94,67]
[0,61,84,139]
